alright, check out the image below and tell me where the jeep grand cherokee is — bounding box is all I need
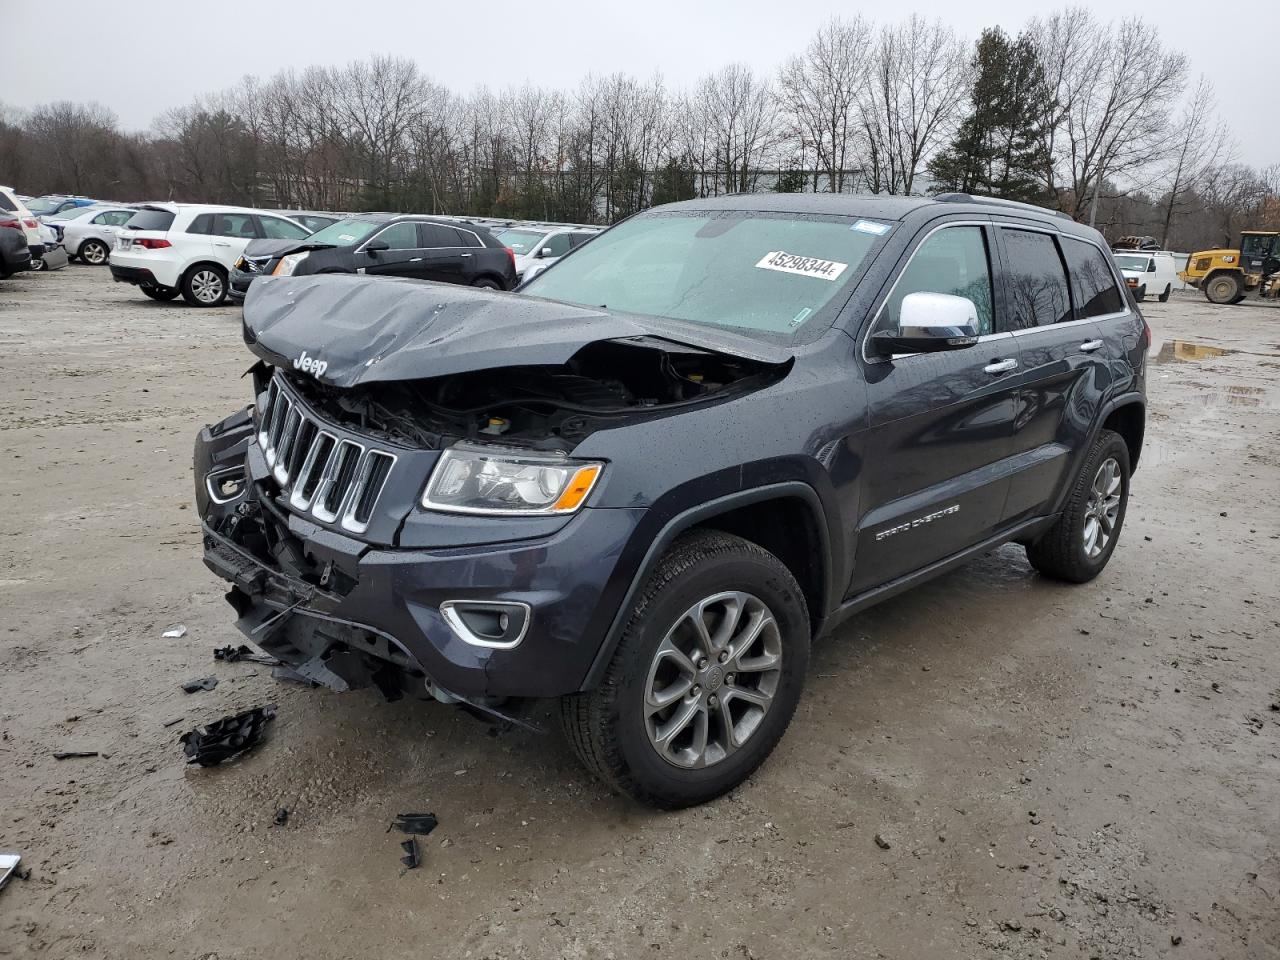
[194,192,1147,808]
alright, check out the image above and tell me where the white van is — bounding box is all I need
[1112,250,1179,302]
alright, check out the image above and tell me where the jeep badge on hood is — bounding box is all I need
[292,350,328,378]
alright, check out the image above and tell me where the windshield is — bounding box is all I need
[521,211,886,335]
[1113,255,1152,272]
[304,218,382,246]
[25,198,62,215]
[496,229,547,255]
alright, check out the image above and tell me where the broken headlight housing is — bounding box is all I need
[272,252,309,277]
[422,444,603,515]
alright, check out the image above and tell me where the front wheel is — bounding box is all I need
[1158,284,1172,303]
[560,530,810,808]
[471,277,501,290]
[1205,272,1242,304]
[1025,429,1130,583]
[181,265,228,307]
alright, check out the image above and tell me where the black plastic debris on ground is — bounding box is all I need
[52,751,98,760]
[388,813,438,837]
[179,704,277,767]
[181,676,218,693]
[399,838,420,870]
[213,644,281,666]
[271,665,319,687]
[273,807,289,827]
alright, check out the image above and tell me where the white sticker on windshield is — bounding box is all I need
[755,251,848,281]
[337,234,357,242]
[852,219,891,236]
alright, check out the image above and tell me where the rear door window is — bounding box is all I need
[125,209,176,232]
[1061,238,1125,319]
[1001,229,1073,328]
[419,224,464,248]
[543,233,573,257]
[877,225,995,336]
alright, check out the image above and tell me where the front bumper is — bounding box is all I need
[228,266,256,301]
[194,409,645,702]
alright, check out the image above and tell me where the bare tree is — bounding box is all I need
[692,64,780,195]
[25,101,122,195]
[1157,76,1233,246]
[859,16,969,195]
[777,16,874,192]
[1029,8,1188,221]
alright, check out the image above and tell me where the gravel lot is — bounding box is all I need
[1,265,1278,960]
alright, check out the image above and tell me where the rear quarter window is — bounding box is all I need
[1062,238,1125,319]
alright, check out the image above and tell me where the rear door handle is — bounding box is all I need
[460,253,473,258]
[984,358,1018,374]
[1080,339,1104,352]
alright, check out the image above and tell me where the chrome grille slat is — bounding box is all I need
[256,374,398,532]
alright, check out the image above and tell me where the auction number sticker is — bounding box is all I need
[755,250,849,281]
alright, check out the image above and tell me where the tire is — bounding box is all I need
[1205,272,1242,304]
[79,239,109,266]
[471,277,501,290]
[1158,284,1171,303]
[181,264,228,307]
[141,285,179,301]
[1135,285,1146,302]
[1025,429,1130,583]
[31,256,47,272]
[560,530,810,808]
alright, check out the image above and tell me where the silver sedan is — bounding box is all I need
[47,205,136,265]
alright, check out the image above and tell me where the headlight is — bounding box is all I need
[422,444,603,515]
[272,252,309,277]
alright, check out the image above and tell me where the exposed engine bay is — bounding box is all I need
[283,336,787,451]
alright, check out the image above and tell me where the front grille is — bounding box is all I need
[257,377,397,534]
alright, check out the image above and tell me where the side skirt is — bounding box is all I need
[818,514,1057,638]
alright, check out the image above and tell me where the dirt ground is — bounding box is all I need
[1,265,1277,960]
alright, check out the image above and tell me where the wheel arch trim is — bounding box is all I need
[578,481,832,692]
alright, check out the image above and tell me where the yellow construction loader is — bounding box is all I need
[1179,230,1280,304]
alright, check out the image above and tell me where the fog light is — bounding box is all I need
[206,467,246,504]
[439,600,531,650]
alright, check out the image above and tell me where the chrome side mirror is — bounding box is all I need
[872,292,980,354]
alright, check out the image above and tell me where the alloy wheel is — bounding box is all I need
[82,242,107,265]
[1083,457,1122,559]
[191,270,224,304]
[643,591,782,769]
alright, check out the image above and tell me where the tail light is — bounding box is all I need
[135,238,172,249]
[1141,315,1152,349]
[504,246,516,272]
[0,218,19,230]
[23,219,37,230]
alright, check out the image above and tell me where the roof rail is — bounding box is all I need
[934,192,1072,221]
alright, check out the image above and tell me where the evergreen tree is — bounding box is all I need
[929,28,1052,203]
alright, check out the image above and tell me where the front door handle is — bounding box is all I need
[1080,339,1104,352]
[460,253,473,258]
[984,358,1018,375]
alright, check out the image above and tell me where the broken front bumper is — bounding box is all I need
[195,410,646,702]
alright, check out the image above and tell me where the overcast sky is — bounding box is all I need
[5,0,1274,168]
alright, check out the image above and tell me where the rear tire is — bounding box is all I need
[142,285,179,301]
[1158,284,1172,303]
[181,264,228,307]
[560,530,810,809]
[471,277,501,290]
[79,239,109,266]
[1025,429,1130,583]
[1205,272,1242,304]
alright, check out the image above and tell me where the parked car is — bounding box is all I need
[229,214,515,301]
[0,225,32,278]
[109,204,310,306]
[194,192,1146,808]
[495,225,601,281]
[47,205,137,265]
[0,186,45,263]
[24,195,99,219]
[32,221,69,271]
[273,210,345,233]
[1112,250,1178,302]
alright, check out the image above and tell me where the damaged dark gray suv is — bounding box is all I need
[195,193,1147,807]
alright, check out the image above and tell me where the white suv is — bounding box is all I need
[110,204,309,306]
[0,185,44,259]
[494,225,601,281]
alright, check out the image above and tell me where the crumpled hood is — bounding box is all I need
[241,237,314,261]
[241,274,791,387]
